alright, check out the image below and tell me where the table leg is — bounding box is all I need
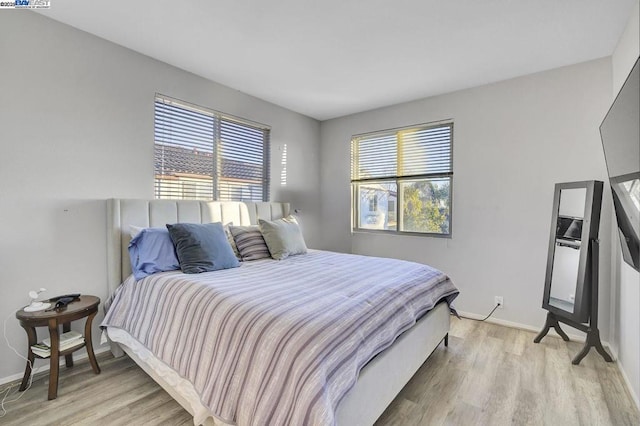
[62,322,74,367]
[48,319,60,400]
[84,310,101,374]
[18,324,37,392]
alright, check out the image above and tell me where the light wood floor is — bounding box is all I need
[1,318,638,425]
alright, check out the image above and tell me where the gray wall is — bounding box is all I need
[319,58,613,338]
[610,0,640,407]
[0,12,320,382]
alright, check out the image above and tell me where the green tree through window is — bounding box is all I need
[402,180,450,234]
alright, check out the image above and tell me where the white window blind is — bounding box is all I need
[351,122,453,235]
[154,95,270,201]
[352,125,452,180]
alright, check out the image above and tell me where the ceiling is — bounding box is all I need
[37,0,636,121]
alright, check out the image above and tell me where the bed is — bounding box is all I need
[104,199,458,426]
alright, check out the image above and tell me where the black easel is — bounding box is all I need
[534,238,612,365]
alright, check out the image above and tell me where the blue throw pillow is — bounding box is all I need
[166,222,240,274]
[128,227,180,280]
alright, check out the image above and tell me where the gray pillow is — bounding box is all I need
[229,225,272,261]
[166,222,239,274]
[258,216,307,260]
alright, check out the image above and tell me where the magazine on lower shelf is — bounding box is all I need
[31,331,85,358]
[42,330,83,347]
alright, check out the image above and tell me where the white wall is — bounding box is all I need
[320,59,613,339]
[0,12,320,382]
[610,0,640,408]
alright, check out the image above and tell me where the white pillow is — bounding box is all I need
[258,216,307,260]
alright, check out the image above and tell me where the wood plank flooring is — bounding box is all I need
[376,319,639,426]
[1,318,638,425]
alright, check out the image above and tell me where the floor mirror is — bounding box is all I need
[534,180,612,365]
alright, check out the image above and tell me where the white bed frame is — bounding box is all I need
[106,199,450,426]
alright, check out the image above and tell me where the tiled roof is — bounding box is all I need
[155,145,263,181]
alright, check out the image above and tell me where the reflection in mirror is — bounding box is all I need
[617,176,640,214]
[549,247,580,311]
[548,188,586,313]
[611,173,640,268]
[558,188,586,218]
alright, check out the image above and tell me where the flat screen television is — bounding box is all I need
[599,57,640,271]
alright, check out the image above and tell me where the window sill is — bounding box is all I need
[352,229,452,239]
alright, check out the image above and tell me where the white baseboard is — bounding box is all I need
[455,310,611,354]
[617,356,640,411]
[605,340,640,410]
[0,344,111,387]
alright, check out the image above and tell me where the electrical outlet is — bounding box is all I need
[494,296,504,308]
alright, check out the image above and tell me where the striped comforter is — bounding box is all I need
[102,250,458,426]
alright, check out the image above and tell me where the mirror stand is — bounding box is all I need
[534,312,570,342]
[534,238,612,365]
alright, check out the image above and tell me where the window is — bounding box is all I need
[154,95,270,201]
[387,199,396,223]
[368,195,378,212]
[351,122,453,236]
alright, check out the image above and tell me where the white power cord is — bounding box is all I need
[1,308,40,418]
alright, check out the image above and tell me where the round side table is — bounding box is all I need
[16,295,101,400]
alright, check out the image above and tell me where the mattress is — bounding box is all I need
[102,250,458,426]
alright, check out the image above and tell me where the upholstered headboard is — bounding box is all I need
[106,199,290,296]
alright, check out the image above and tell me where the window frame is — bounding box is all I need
[154,94,271,202]
[351,121,454,238]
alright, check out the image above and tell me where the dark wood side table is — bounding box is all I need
[15,295,101,400]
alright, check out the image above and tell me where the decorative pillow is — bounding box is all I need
[258,216,307,260]
[166,222,240,274]
[128,227,180,280]
[223,223,241,260]
[229,225,272,261]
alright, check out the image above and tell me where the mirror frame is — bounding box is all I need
[542,180,603,323]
